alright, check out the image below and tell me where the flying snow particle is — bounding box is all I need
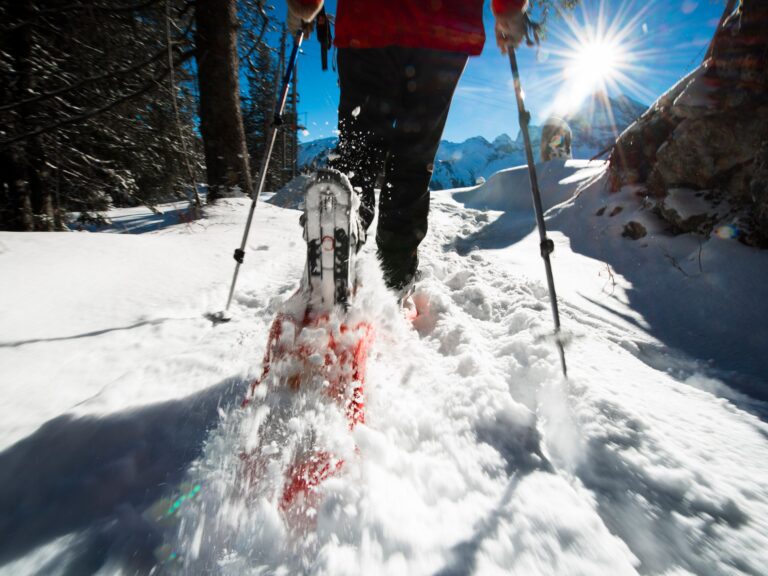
[352,106,361,118]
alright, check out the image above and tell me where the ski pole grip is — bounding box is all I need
[234,248,245,264]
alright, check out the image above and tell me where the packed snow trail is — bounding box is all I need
[166,164,766,575]
[1,161,767,575]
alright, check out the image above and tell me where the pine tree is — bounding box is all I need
[0,0,203,230]
[243,42,280,191]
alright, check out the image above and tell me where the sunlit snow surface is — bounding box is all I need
[1,160,767,575]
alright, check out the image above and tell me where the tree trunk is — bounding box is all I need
[0,0,54,231]
[194,0,252,203]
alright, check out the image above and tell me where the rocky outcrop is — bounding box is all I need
[752,142,768,244]
[610,1,768,246]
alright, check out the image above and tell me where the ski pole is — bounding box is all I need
[209,30,304,323]
[508,48,568,378]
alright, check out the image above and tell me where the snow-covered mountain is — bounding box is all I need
[297,135,337,169]
[298,93,647,190]
[567,93,648,152]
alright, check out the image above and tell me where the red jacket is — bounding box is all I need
[294,0,526,56]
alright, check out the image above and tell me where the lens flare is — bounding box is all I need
[530,0,662,123]
[166,483,202,517]
[714,225,740,239]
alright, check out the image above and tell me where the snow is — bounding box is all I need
[1,159,767,575]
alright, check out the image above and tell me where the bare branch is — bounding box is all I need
[36,0,165,16]
[0,51,195,149]
[4,0,165,30]
[0,45,172,112]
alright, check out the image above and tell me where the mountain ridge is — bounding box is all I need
[298,93,647,190]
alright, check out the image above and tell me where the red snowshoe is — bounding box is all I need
[240,169,373,528]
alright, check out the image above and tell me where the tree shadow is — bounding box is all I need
[77,202,199,234]
[0,377,245,572]
[0,318,179,348]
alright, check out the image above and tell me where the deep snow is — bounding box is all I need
[1,160,767,575]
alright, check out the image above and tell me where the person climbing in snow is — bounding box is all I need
[288,0,529,299]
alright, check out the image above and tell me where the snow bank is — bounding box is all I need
[547,172,768,394]
[455,159,605,214]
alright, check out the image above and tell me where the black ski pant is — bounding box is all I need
[331,46,468,290]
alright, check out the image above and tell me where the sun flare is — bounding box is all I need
[538,0,655,121]
[569,40,622,87]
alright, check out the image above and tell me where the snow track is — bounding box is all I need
[2,162,767,575]
[171,186,767,575]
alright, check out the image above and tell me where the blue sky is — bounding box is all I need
[289,0,725,143]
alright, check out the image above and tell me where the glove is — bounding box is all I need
[493,0,528,54]
[287,0,324,35]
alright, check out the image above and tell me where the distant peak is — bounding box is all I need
[462,135,491,146]
[565,92,647,124]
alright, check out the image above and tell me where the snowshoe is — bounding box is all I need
[302,168,360,313]
[238,168,373,531]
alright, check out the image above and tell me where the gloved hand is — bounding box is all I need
[493,0,528,54]
[287,0,324,36]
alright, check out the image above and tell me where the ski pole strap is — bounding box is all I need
[316,7,332,71]
[234,248,245,264]
[540,238,554,258]
[523,14,542,47]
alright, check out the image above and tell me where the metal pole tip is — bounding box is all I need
[205,311,232,325]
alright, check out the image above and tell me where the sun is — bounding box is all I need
[570,39,622,88]
[556,36,628,113]
[537,0,655,120]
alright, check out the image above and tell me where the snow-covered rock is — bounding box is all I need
[611,6,768,247]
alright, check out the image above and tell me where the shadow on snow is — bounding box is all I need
[74,202,200,235]
[0,318,178,348]
[0,377,244,574]
[447,164,768,404]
